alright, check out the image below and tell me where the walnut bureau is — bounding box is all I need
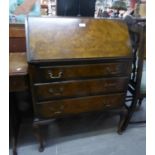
[26,17,132,152]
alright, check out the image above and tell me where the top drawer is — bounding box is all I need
[30,62,131,83]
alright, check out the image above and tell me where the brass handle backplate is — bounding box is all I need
[48,71,63,79]
[48,87,64,95]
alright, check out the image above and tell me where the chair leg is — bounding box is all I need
[33,124,44,152]
[138,97,144,108]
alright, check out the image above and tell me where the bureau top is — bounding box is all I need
[26,17,132,62]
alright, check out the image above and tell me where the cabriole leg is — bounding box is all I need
[117,108,128,134]
[33,124,44,152]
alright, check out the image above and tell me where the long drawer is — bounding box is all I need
[34,77,128,101]
[35,93,125,118]
[30,62,131,82]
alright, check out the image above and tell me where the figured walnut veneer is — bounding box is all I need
[26,17,132,61]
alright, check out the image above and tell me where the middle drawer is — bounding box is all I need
[34,77,128,101]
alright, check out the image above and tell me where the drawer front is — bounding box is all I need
[9,75,29,92]
[36,93,125,118]
[30,62,131,82]
[34,77,128,101]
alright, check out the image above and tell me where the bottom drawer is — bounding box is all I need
[35,93,125,118]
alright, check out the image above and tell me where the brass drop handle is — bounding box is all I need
[48,71,63,79]
[54,111,61,114]
[105,104,111,108]
[101,103,111,109]
[49,105,64,114]
[104,82,116,87]
[106,66,119,74]
[48,87,64,95]
[49,107,61,114]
